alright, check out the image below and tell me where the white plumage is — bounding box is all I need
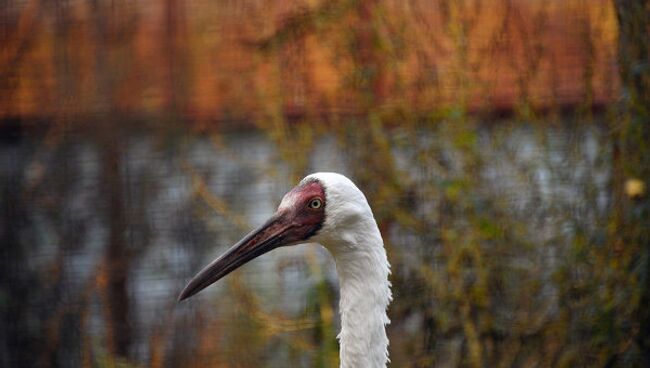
[179,172,392,368]
[305,173,392,368]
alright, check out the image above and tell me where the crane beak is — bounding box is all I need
[178,211,295,301]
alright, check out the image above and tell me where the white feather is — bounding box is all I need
[304,172,392,368]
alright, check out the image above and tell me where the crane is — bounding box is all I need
[179,172,392,368]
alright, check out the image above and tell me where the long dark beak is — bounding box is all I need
[178,212,292,301]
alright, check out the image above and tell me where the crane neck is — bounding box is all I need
[328,224,392,368]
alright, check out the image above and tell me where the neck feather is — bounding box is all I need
[329,224,392,368]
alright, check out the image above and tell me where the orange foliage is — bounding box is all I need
[0,0,618,125]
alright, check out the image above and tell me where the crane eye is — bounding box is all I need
[308,198,322,209]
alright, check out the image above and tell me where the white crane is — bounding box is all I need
[179,172,392,368]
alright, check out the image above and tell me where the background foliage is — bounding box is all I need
[1,0,648,367]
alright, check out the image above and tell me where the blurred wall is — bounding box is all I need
[1,0,617,127]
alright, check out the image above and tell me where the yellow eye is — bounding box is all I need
[308,198,322,209]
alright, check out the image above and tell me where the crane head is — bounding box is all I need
[178,178,326,301]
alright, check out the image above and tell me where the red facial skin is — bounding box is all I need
[178,180,326,301]
[279,180,326,241]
